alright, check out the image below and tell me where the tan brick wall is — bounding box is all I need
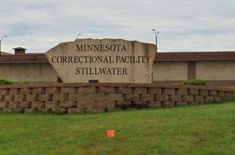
[0,64,57,82]
[196,61,235,80]
[0,83,234,114]
[153,62,188,81]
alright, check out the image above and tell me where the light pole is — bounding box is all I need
[152,29,160,47]
[76,34,82,40]
[0,35,7,55]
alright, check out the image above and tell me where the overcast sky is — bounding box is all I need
[0,0,235,53]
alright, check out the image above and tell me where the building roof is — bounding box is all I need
[13,47,27,50]
[0,51,235,64]
[0,54,47,64]
[0,51,13,55]
[155,51,235,62]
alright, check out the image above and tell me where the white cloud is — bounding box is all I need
[0,0,235,53]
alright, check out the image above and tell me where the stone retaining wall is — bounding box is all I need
[0,83,234,114]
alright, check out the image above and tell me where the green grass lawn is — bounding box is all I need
[0,102,234,155]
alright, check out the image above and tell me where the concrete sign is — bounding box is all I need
[46,38,156,83]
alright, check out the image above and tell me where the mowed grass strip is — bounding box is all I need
[0,102,234,155]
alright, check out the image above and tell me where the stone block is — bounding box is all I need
[69,94,78,101]
[169,95,182,102]
[176,102,187,106]
[155,95,169,102]
[77,100,93,109]
[92,101,115,109]
[14,95,23,102]
[9,89,18,95]
[125,94,140,101]
[141,94,154,101]
[99,87,116,94]
[218,91,225,97]
[106,94,123,101]
[225,92,234,98]
[93,101,106,108]
[77,94,110,102]
[11,108,24,113]
[24,108,37,113]
[117,87,132,94]
[84,107,95,113]
[0,89,8,95]
[177,88,188,95]
[148,87,161,94]
[0,102,6,108]
[209,90,218,96]
[26,94,36,102]
[189,89,199,95]
[164,88,175,95]
[3,108,11,112]
[46,88,58,94]
[0,95,4,102]
[38,108,51,113]
[182,95,194,102]
[79,87,96,94]
[94,94,107,102]
[45,101,57,108]
[4,95,13,102]
[61,87,77,94]
[104,101,116,108]
[205,96,214,103]
[52,108,67,113]
[19,102,31,108]
[133,87,147,94]
[92,108,106,113]
[53,94,64,101]
[162,101,175,108]
[31,101,45,108]
[200,90,209,96]
[60,101,76,108]
[68,108,83,114]
[115,100,132,107]
[195,95,204,103]
[148,100,161,108]
[107,101,116,107]
[214,96,222,102]
[103,106,115,112]
[20,88,29,94]
[134,101,147,105]
[33,88,45,94]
